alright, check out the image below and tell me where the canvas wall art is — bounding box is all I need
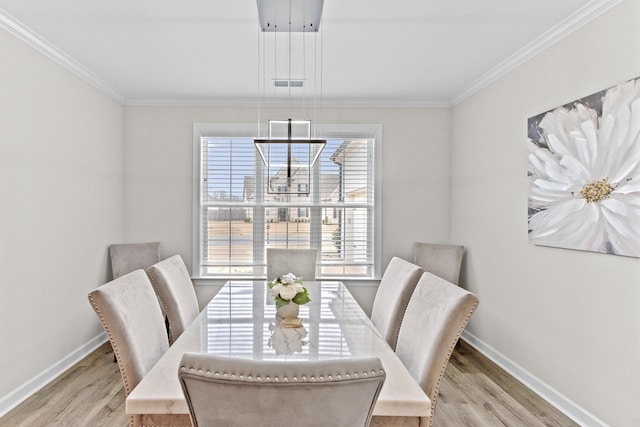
[527,76,640,258]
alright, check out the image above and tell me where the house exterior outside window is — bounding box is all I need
[192,123,381,279]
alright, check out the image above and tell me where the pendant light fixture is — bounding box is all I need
[254,0,326,195]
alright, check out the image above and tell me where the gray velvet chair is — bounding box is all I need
[370,257,424,350]
[179,353,385,427]
[266,248,318,281]
[109,241,161,279]
[146,254,200,345]
[395,272,479,427]
[413,242,465,285]
[87,270,191,427]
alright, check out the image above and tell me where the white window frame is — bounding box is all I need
[192,122,382,280]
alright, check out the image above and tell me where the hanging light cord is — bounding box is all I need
[257,24,262,137]
[288,0,293,118]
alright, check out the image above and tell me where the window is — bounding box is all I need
[192,123,381,279]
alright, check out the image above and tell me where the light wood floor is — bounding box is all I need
[0,340,578,427]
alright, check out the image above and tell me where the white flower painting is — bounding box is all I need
[527,77,640,257]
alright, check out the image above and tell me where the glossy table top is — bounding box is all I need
[126,281,430,417]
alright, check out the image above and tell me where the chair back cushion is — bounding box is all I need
[370,257,423,350]
[109,241,161,279]
[87,270,169,395]
[179,354,385,427]
[413,242,464,285]
[147,255,200,344]
[266,248,318,281]
[395,272,478,422]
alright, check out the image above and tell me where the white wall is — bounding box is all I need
[123,105,451,311]
[0,28,124,404]
[451,1,640,425]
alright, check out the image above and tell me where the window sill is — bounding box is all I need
[191,276,380,287]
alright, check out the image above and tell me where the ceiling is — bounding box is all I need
[0,0,619,106]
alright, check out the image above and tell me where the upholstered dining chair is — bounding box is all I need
[370,257,424,350]
[395,272,479,427]
[266,248,318,281]
[413,242,465,285]
[146,254,199,345]
[109,241,161,279]
[178,353,385,427]
[87,270,191,427]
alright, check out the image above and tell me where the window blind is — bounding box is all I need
[196,129,377,278]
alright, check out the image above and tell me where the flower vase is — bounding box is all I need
[277,302,299,319]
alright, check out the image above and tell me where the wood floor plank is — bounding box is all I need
[437,362,510,426]
[1,340,579,427]
[447,354,548,426]
[0,343,128,427]
[450,341,578,427]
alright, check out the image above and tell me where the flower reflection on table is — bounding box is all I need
[268,320,308,356]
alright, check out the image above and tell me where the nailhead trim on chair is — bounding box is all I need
[179,366,386,383]
[392,303,411,351]
[426,299,479,427]
[89,294,141,427]
[88,295,133,394]
[147,271,177,343]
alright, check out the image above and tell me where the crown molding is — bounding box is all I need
[451,0,624,105]
[0,8,125,104]
[125,96,451,109]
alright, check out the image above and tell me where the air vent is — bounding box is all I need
[274,79,304,88]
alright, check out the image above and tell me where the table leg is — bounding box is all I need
[130,413,192,427]
[370,415,425,426]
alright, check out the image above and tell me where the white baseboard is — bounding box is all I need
[0,332,108,418]
[461,331,608,427]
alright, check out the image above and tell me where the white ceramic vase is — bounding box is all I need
[276,302,300,318]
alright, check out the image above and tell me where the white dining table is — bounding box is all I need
[126,280,430,426]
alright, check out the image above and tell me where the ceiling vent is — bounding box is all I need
[274,79,304,88]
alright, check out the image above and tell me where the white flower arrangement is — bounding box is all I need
[268,273,311,309]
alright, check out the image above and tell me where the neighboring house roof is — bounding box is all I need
[330,139,367,165]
